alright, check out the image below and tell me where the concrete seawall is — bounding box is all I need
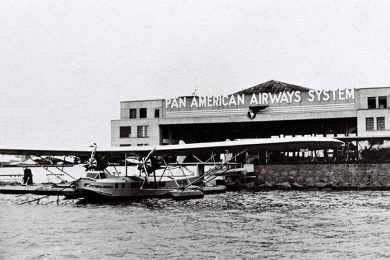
[249,163,390,190]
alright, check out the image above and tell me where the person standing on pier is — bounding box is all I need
[23,168,33,185]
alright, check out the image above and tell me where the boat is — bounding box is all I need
[75,170,204,200]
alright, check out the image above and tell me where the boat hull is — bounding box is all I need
[75,176,204,201]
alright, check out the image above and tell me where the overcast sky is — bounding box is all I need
[0,0,390,147]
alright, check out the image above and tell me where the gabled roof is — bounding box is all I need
[233,80,310,95]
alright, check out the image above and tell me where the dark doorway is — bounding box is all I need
[160,118,357,144]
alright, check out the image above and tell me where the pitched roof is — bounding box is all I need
[233,80,310,95]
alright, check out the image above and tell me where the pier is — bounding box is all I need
[0,184,75,197]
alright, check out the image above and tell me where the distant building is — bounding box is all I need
[111,80,390,148]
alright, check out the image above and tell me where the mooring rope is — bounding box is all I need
[18,182,75,205]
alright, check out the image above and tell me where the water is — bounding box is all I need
[1,191,390,259]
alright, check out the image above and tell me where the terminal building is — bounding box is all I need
[111,80,390,153]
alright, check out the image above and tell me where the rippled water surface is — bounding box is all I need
[1,191,390,259]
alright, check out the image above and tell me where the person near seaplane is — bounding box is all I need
[23,168,33,185]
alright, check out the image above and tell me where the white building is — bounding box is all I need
[111,81,390,148]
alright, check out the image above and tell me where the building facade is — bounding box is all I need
[111,81,390,147]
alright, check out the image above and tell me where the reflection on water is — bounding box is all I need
[1,191,390,259]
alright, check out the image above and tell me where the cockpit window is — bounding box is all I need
[86,172,99,179]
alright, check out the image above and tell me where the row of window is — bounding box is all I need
[129,108,160,119]
[114,182,166,188]
[367,96,387,109]
[114,182,140,189]
[119,144,149,147]
[366,117,385,131]
[119,125,149,138]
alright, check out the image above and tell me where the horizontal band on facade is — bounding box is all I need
[165,103,356,118]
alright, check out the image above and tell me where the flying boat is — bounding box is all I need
[0,136,343,201]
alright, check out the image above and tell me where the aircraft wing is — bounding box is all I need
[97,136,344,158]
[0,146,92,157]
[0,136,343,158]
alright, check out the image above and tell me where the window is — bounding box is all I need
[137,143,149,146]
[129,109,137,119]
[140,108,147,118]
[379,96,387,109]
[119,126,131,138]
[367,97,377,109]
[119,144,131,147]
[377,117,385,130]
[154,109,160,118]
[137,125,149,138]
[366,117,374,131]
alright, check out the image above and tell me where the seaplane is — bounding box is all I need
[0,136,343,201]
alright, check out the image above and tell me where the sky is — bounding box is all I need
[0,0,390,147]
